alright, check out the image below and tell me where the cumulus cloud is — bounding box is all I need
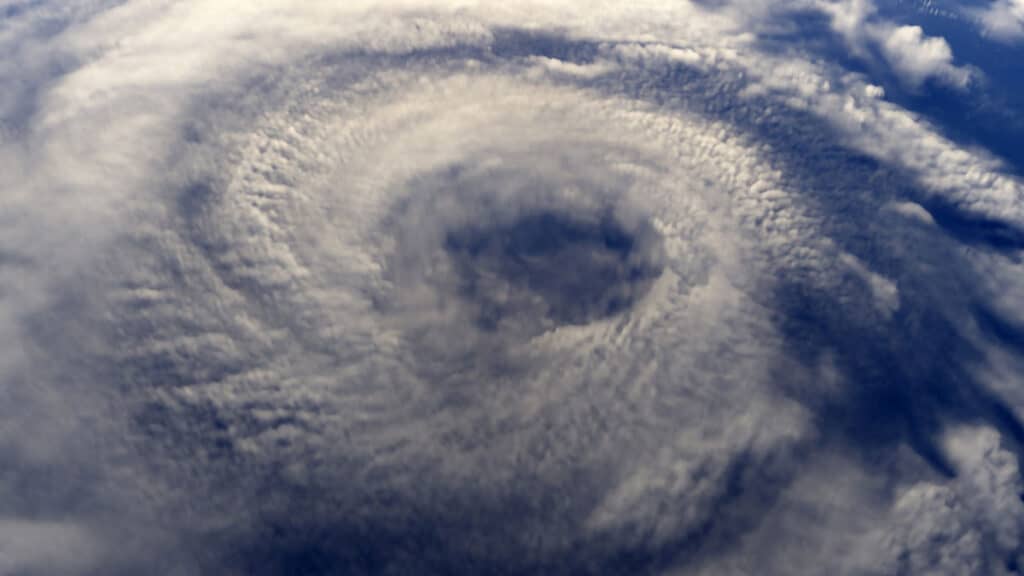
[873,23,973,88]
[2,1,1023,574]
[816,0,973,88]
[972,0,1024,42]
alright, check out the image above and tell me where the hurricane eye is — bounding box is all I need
[441,209,663,331]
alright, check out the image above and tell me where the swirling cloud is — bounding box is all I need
[2,1,1024,574]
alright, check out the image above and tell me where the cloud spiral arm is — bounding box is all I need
[3,1,1024,574]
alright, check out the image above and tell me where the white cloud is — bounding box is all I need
[740,52,1024,223]
[817,0,877,44]
[815,0,973,88]
[884,201,936,225]
[972,0,1024,43]
[872,24,973,88]
[840,252,900,317]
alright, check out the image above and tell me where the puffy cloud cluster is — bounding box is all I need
[973,0,1024,42]
[855,427,1024,576]
[817,0,974,88]
[2,1,1024,574]
[874,23,972,88]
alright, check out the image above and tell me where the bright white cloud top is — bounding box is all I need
[2,1,1024,574]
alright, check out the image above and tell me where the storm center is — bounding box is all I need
[443,210,664,331]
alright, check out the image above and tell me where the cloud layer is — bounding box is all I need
[2,1,1024,574]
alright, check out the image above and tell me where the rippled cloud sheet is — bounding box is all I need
[3,0,1024,574]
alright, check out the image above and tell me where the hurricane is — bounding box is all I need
[3,1,1024,574]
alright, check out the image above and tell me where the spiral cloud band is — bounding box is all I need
[3,1,1024,574]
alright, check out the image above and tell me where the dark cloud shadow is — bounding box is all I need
[926,198,1024,252]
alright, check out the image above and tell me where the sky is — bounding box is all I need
[2,1,1024,574]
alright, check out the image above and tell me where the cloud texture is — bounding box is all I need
[2,1,1024,574]
[974,0,1024,42]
